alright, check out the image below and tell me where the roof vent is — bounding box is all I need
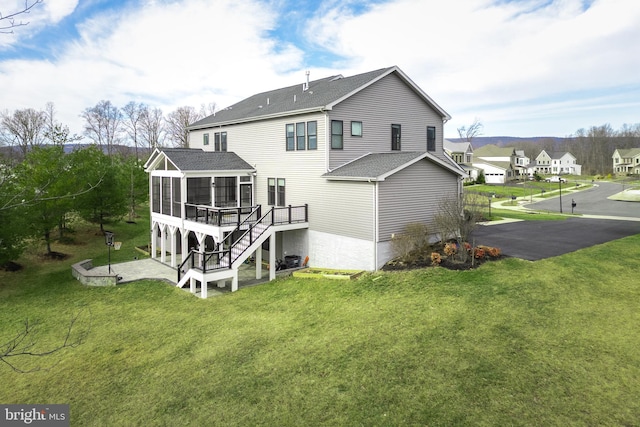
[303,70,310,91]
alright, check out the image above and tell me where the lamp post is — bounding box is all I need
[105,231,114,274]
[558,174,563,214]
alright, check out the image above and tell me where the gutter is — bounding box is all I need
[188,106,328,131]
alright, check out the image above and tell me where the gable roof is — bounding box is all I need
[613,148,640,158]
[145,148,254,172]
[188,66,450,129]
[322,151,463,181]
[550,151,575,160]
[473,144,515,158]
[473,159,514,171]
[443,139,473,153]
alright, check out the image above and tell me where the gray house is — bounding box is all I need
[145,66,464,296]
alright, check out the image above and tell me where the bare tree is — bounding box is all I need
[122,101,146,158]
[43,101,81,146]
[0,0,43,34]
[165,106,202,148]
[140,106,165,150]
[457,118,484,143]
[81,100,123,155]
[0,107,47,158]
[199,102,217,118]
[1,308,91,373]
[434,192,485,262]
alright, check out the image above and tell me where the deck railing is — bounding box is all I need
[184,204,260,227]
[177,204,308,283]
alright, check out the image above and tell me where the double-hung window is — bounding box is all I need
[220,132,227,151]
[203,133,209,146]
[427,126,436,152]
[213,132,227,152]
[331,120,343,149]
[277,179,285,206]
[391,124,401,151]
[296,122,305,150]
[286,124,295,151]
[307,121,317,150]
[268,178,286,206]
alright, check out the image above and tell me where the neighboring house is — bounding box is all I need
[470,159,515,184]
[472,144,527,182]
[612,148,640,175]
[145,66,464,296]
[443,139,480,181]
[533,150,581,175]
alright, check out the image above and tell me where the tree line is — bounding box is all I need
[0,100,216,162]
[507,123,640,176]
[0,100,217,267]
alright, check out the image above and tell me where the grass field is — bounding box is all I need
[467,182,588,200]
[1,213,639,426]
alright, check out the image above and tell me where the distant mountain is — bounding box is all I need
[0,144,149,158]
[447,136,567,148]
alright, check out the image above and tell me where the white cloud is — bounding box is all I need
[0,0,639,138]
[44,0,79,23]
[0,0,306,135]
[305,0,640,136]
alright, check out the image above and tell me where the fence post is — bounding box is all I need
[288,205,292,223]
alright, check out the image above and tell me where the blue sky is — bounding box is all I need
[1,0,639,138]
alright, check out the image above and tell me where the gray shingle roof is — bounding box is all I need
[323,152,431,180]
[160,148,253,171]
[188,66,449,129]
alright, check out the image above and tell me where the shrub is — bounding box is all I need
[444,242,457,256]
[474,247,486,259]
[390,222,431,263]
[430,252,442,265]
[476,245,501,258]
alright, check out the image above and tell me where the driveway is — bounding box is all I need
[471,218,640,261]
[470,181,640,261]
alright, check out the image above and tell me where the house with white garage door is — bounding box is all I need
[145,66,464,295]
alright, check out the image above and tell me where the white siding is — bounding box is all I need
[308,230,376,271]
[189,112,327,211]
[190,113,375,242]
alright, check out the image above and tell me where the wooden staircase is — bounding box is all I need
[177,204,308,296]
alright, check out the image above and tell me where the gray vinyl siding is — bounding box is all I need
[189,114,376,242]
[328,73,445,170]
[378,160,459,241]
[311,180,375,241]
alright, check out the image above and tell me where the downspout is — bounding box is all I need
[369,178,378,270]
[324,111,330,172]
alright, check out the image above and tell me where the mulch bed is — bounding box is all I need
[381,243,504,272]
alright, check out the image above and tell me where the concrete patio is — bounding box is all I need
[88,258,287,297]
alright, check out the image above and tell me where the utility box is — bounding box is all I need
[285,255,301,269]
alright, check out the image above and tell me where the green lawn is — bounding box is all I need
[468,182,587,200]
[1,215,639,425]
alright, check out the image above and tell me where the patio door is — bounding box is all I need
[240,183,252,208]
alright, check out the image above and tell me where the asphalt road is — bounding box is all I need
[470,181,640,261]
[524,181,639,217]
